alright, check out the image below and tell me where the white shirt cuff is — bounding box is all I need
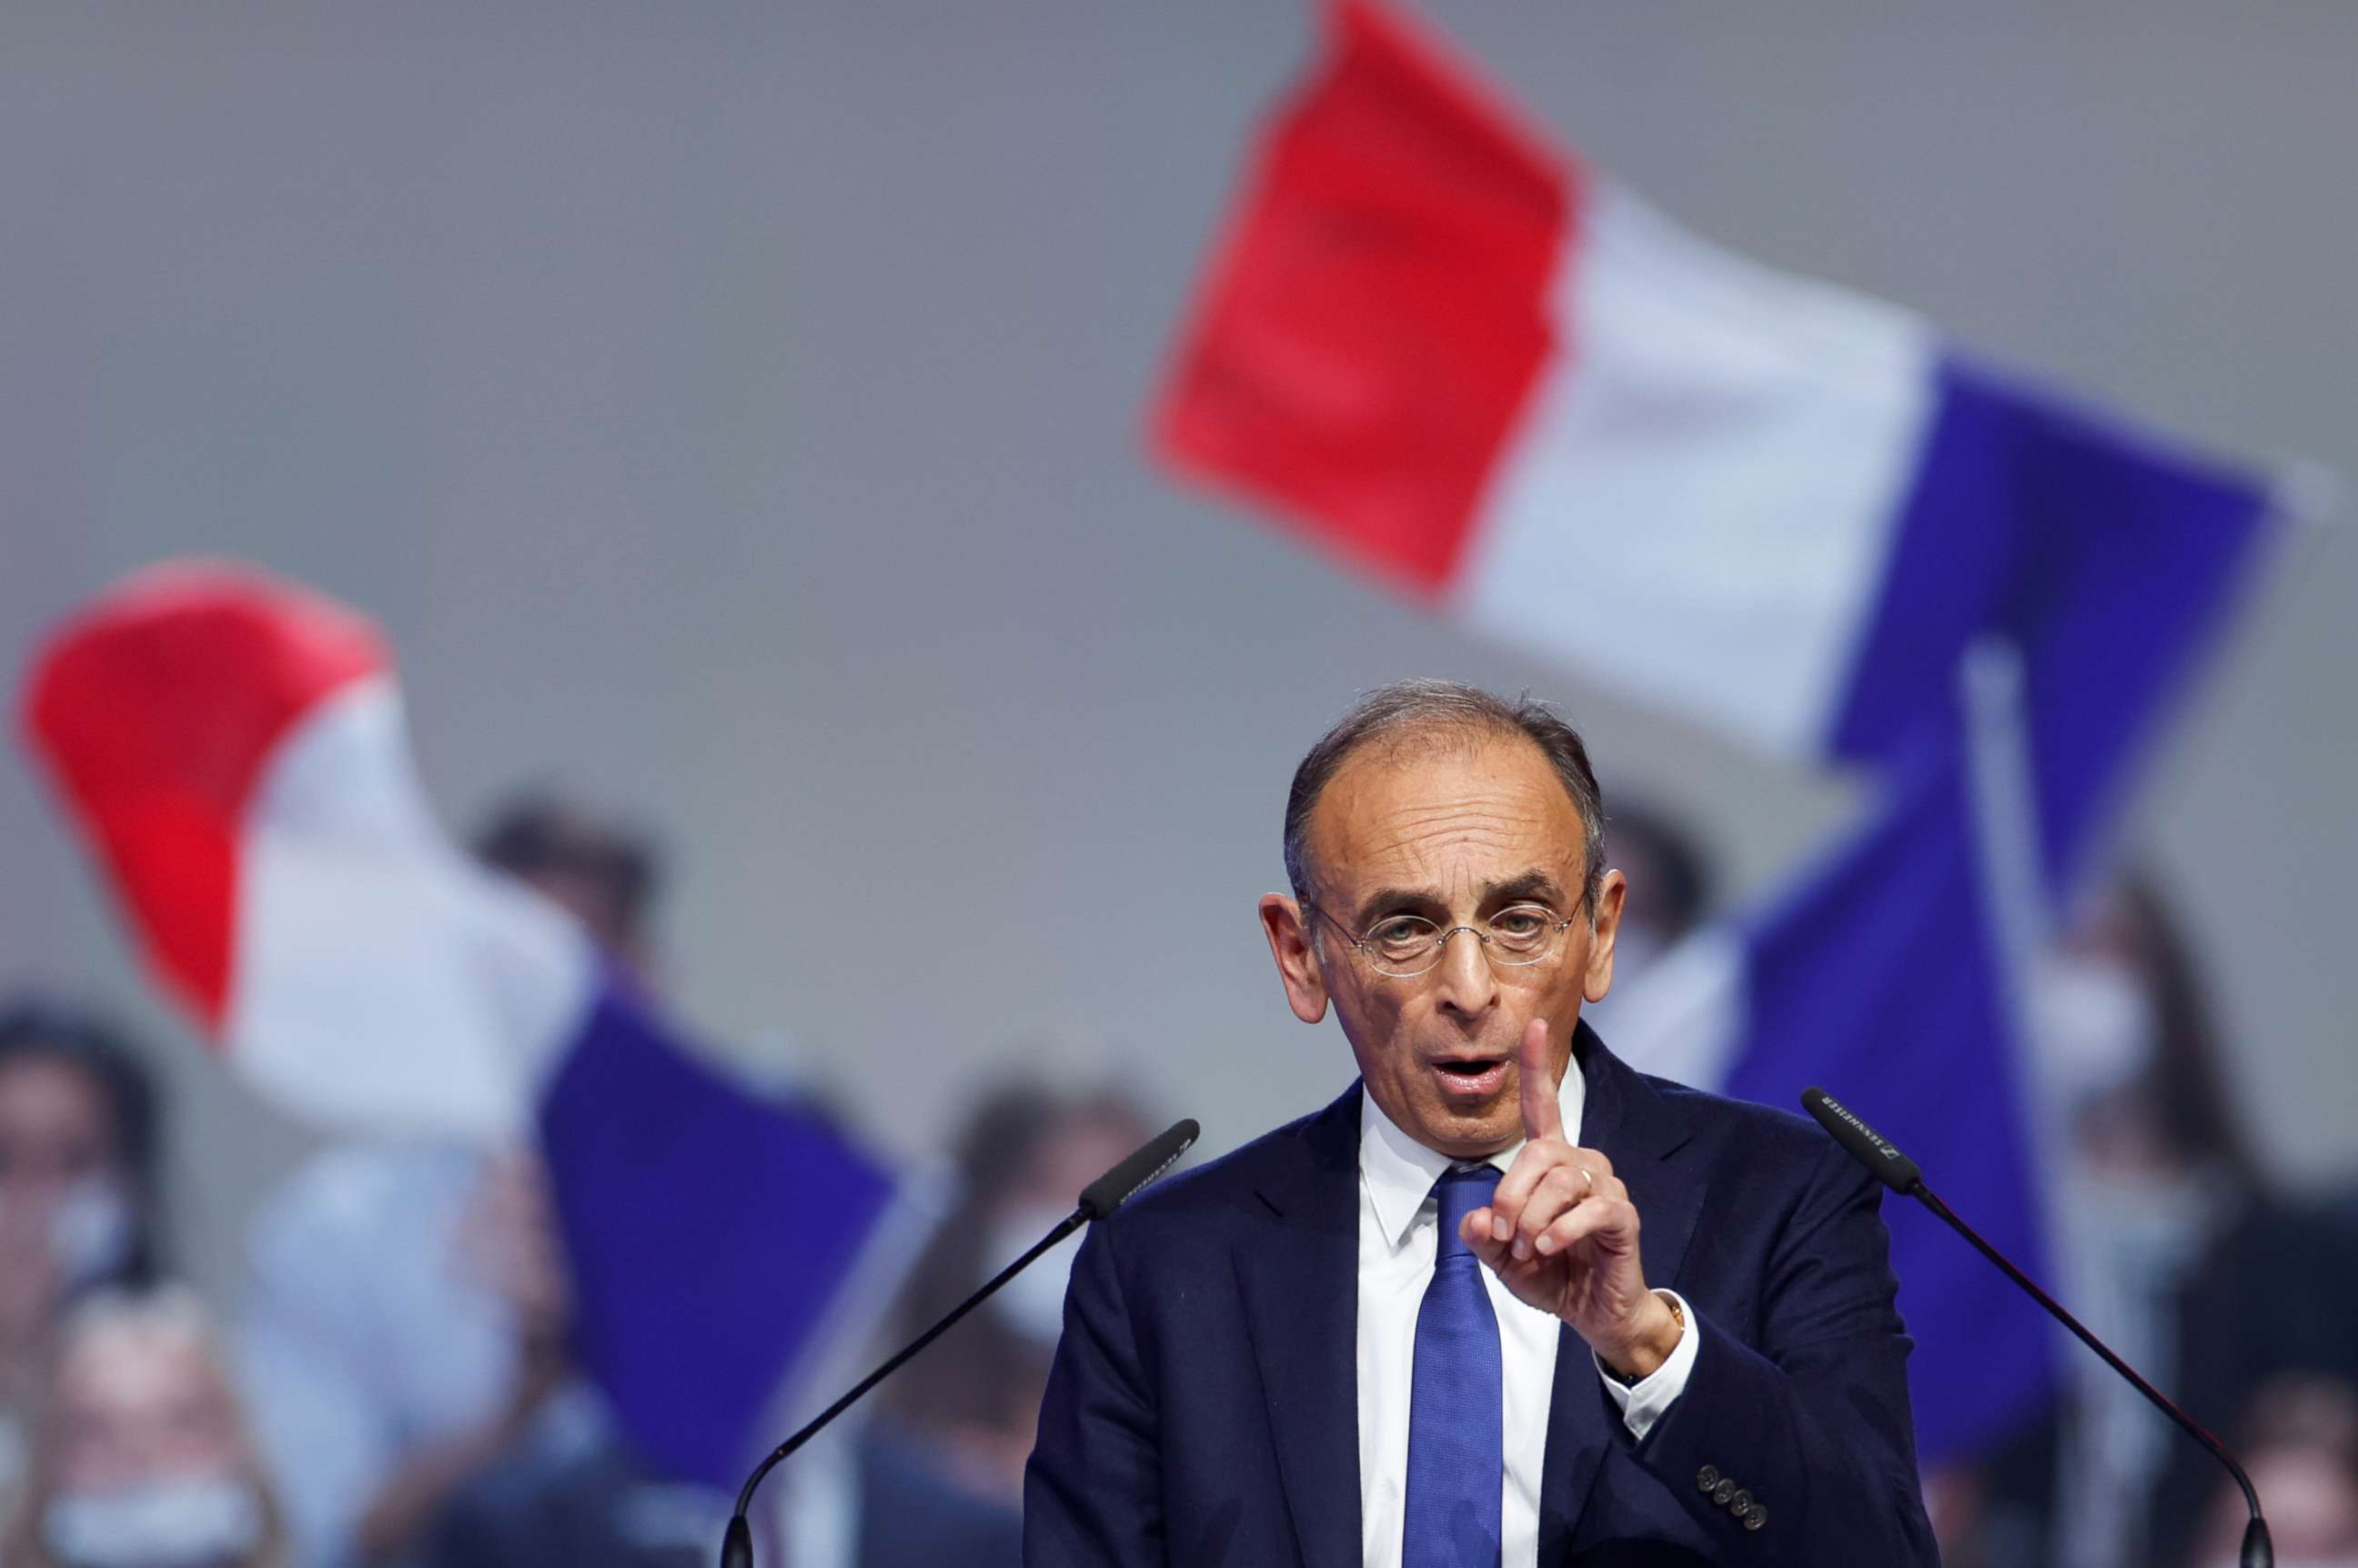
[1595,1290,1699,1441]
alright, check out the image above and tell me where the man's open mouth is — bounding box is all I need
[1430,1058,1509,1096]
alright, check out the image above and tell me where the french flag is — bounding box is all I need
[20,561,902,1490]
[1160,0,2282,1465]
[1157,0,2273,893]
[1613,714,2056,1462]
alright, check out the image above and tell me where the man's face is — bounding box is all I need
[1260,733,1624,1160]
[53,1319,246,1490]
[0,1057,118,1203]
[517,869,655,988]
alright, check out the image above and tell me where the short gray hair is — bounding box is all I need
[1282,680,1607,917]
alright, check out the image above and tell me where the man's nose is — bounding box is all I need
[1428,927,1500,1020]
[0,1169,72,1211]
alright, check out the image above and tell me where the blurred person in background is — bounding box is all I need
[246,787,1039,1568]
[8,1287,284,1568]
[0,1000,166,1537]
[2037,869,2265,1568]
[471,795,663,991]
[1578,799,1718,1041]
[876,1078,1155,1551]
[237,794,659,1568]
[1595,800,1714,985]
[2189,1377,2358,1568]
[1931,864,2265,1568]
[429,1070,1155,1568]
[2156,1110,2358,1563]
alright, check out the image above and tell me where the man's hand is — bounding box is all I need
[1461,1019,1681,1380]
[458,1150,573,1410]
[358,1150,576,1565]
[0,1196,62,1371]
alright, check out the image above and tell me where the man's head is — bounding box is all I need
[0,1000,161,1294]
[43,1291,253,1492]
[472,792,662,981]
[1591,799,1716,997]
[25,1289,280,1568]
[1260,682,1625,1160]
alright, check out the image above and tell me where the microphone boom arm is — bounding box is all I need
[1802,1087,2272,1568]
[720,1117,1199,1568]
[1906,1181,2269,1564]
[730,1210,1087,1522]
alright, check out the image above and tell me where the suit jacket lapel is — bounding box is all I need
[1234,1082,1364,1568]
[1537,1021,1702,1555]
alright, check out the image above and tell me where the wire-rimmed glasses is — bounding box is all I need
[1304,900,1579,980]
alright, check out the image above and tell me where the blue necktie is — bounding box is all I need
[1403,1163,1504,1568]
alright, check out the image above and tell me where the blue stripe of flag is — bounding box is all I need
[1829,356,2274,894]
[1724,733,2052,1462]
[539,977,897,1487]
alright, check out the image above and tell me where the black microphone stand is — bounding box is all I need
[1907,1182,2272,1568]
[720,1211,1086,1568]
[719,1116,1199,1568]
[1802,1087,2272,1568]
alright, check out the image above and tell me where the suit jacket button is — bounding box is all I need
[1711,1479,1736,1506]
[1696,1464,1720,1492]
[1730,1489,1753,1513]
[1742,1505,1768,1532]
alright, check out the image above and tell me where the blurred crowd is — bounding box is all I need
[1,790,2352,1568]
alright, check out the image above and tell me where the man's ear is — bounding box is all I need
[1259,894,1330,1025]
[1583,869,1628,1005]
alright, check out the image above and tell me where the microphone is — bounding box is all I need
[1080,1117,1201,1219]
[1800,1088,2273,1568]
[719,1117,1202,1568]
[1799,1085,1921,1194]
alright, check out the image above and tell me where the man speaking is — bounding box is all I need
[1024,681,1939,1565]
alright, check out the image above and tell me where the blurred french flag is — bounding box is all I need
[1158,0,2270,839]
[20,561,902,1490]
[1611,705,2062,1461]
[1158,0,2281,1460]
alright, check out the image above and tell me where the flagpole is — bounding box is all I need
[1956,633,2063,1226]
[1958,636,2050,1038]
[2268,456,2342,534]
[1955,631,2072,1343]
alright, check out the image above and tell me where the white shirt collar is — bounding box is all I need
[1357,1049,1588,1252]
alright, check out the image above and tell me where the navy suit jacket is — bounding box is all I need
[1024,1024,1940,1565]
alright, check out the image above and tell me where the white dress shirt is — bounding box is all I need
[1355,1070,1701,1568]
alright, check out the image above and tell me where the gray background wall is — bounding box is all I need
[2,0,2350,1304]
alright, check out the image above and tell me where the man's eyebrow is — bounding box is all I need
[1350,886,1445,928]
[1348,869,1567,928]
[1485,869,1567,907]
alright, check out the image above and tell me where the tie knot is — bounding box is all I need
[1432,1164,1500,1261]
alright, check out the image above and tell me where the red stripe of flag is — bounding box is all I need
[19,562,388,1031]
[1152,0,1577,595]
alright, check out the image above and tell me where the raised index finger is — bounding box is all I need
[1518,1017,1563,1144]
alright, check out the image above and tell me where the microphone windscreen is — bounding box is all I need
[1079,1119,1200,1221]
[1801,1087,1923,1194]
